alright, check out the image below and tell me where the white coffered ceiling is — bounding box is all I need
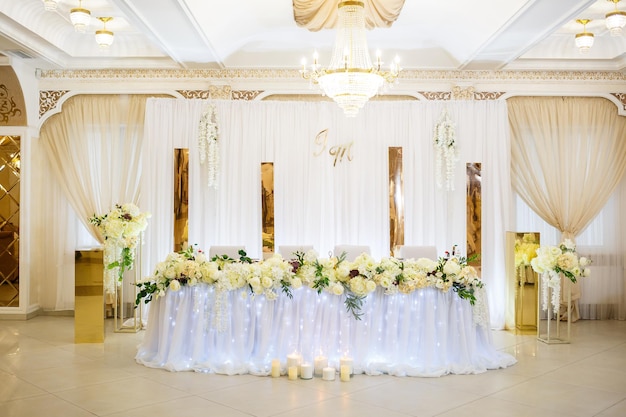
[0,0,625,72]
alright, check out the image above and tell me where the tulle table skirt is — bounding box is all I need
[135,285,516,377]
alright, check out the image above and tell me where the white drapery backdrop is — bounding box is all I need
[141,99,512,328]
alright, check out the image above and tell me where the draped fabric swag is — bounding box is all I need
[292,0,405,31]
[509,96,626,320]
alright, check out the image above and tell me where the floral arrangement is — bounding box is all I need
[433,109,458,191]
[89,203,151,295]
[136,247,483,322]
[530,239,591,312]
[198,104,219,188]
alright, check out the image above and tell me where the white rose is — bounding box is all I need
[365,280,377,293]
[261,276,273,289]
[579,257,590,267]
[443,259,461,275]
[291,277,302,289]
[331,283,344,295]
[169,279,181,291]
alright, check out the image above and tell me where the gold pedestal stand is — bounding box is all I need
[74,249,105,343]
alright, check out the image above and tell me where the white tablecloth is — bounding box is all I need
[135,285,516,377]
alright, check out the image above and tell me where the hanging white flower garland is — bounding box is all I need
[433,109,458,190]
[198,104,220,188]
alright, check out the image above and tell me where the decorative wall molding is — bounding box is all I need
[417,90,506,101]
[176,90,211,99]
[417,91,452,100]
[474,91,506,100]
[39,90,69,118]
[452,86,475,100]
[610,93,626,111]
[232,90,264,100]
[0,84,22,124]
[38,68,626,83]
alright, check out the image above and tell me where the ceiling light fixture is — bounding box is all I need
[606,0,626,36]
[70,0,91,33]
[95,17,114,49]
[43,0,58,11]
[300,0,400,117]
[575,19,594,53]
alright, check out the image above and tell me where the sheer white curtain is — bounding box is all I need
[34,95,147,310]
[142,98,511,328]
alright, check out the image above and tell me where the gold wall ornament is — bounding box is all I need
[176,90,211,99]
[233,90,264,100]
[261,162,275,256]
[209,85,232,99]
[466,163,481,270]
[452,85,476,100]
[39,90,69,117]
[388,147,404,256]
[173,149,189,252]
[611,93,626,111]
[0,67,26,126]
[474,91,506,100]
[0,85,22,125]
[313,128,354,166]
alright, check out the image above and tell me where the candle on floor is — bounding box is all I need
[314,354,328,377]
[322,367,335,381]
[270,358,281,378]
[340,364,350,382]
[287,352,302,376]
[340,355,353,375]
[300,363,313,380]
[288,366,298,380]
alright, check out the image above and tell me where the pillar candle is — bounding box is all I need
[288,366,298,380]
[287,352,302,376]
[300,363,313,380]
[340,364,350,382]
[340,356,353,375]
[270,359,281,378]
[314,355,328,376]
[322,367,335,381]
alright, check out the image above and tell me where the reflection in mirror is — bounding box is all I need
[174,148,189,252]
[389,147,404,256]
[505,231,540,332]
[261,162,274,257]
[0,135,20,307]
[466,163,481,271]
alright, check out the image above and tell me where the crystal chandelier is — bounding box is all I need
[95,17,114,49]
[300,0,400,117]
[606,0,626,36]
[70,0,91,33]
[574,19,594,53]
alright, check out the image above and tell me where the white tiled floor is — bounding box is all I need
[1,317,625,417]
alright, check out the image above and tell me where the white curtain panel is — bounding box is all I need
[141,98,512,328]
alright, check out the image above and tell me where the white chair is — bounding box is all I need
[209,245,246,259]
[398,245,438,260]
[278,245,314,259]
[333,245,370,262]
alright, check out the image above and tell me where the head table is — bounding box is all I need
[135,284,516,377]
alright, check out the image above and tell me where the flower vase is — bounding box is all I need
[113,243,143,333]
[537,272,571,344]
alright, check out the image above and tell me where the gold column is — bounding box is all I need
[388,147,404,256]
[261,162,274,257]
[174,149,189,252]
[466,163,481,270]
[74,249,104,343]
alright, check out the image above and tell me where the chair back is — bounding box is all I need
[333,245,371,262]
[398,245,437,260]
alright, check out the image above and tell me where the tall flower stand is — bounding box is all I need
[537,273,571,344]
[112,245,143,333]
